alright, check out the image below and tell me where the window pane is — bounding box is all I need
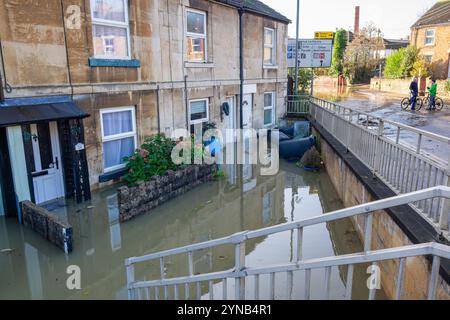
[264,109,273,125]
[190,100,208,121]
[264,47,273,64]
[36,123,54,170]
[102,110,133,136]
[93,0,126,22]
[103,137,135,169]
[187,11,205,34]
[187,36,206,61]
[93,25,128,57]
[264,29,274,45]
[264,93,272,107]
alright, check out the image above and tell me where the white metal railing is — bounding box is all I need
[310,97,450,237]
[286,95,310,115]
[126,187,450,300]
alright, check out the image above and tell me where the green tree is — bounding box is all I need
[384,46,420,79]
[384,49,405,78]
[331,29,348,75]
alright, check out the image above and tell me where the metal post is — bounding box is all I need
[294,0,300,95]
[126,261,135,300]
[234,241,246,300]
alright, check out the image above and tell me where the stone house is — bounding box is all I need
[410,0,450,79]
[0,0,290,220]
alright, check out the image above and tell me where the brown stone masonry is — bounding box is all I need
[21,201,73,253]
[118,164,218,222]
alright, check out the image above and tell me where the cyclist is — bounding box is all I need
[426,78,437,110]
[409,77,419,110]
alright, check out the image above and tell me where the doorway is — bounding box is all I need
[30,122,65,204]
[242,94,252,129]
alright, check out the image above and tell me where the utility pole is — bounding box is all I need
[294,0,300,95]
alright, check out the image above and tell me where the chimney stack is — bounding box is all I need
[354,6,360,34]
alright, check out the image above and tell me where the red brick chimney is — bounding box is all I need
[354,6,360,34]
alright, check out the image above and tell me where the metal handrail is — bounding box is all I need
[309,98,450,235]
[310,97,450,145]
[126,186,450,300]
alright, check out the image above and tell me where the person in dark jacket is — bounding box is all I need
[409,77,419,110]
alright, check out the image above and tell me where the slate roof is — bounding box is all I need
[412,1,450,28]
[216,0,291,24]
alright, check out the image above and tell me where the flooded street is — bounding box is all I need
[0,160,384,300]
[315,86,450,162]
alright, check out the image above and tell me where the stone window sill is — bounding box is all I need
[89,58,141,68]
[99,167,128,183]
[185,62,215,69]
[263,65,279,70]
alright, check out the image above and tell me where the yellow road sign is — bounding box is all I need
[314,32,334,40]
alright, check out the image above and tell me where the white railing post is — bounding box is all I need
[233,234,247,300]
[439,174,450,232]
[373,120,384,175]
[126,260,136,300]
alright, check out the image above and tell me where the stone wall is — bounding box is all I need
[118,164,218,222]
[313,127,450,300]
[370,77,450,99]
[21,201,73,253]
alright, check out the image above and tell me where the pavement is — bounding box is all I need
[314,86,450,162]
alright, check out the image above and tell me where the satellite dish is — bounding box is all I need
[222,102,230,116]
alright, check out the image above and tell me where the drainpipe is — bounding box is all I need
[0,70,4,103]
[156,85,161,134]
[60,0,74,98]
[239,7,244,130]
[184,75,189,130]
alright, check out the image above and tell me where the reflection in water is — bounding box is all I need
[0,160,385,300]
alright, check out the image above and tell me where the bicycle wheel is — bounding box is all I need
[436,98,444,110]
[401,98,410,110]
[423,97,429,109]
[416,98,423,111]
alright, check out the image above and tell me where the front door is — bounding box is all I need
[242,94,252,129]
[30,122,65,204]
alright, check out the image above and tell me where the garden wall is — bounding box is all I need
[370,77,450,99]
[118,164,218,222]
[21,201,73,253]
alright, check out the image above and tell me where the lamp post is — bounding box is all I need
[294,0,300,95]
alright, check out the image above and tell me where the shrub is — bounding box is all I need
[445,80,450,92]
[123,134,179,186]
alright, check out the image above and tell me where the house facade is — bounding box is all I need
[0,0,289,219]
[410,0,450,79]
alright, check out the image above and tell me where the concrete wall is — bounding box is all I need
[315,129,450,300]
[411,24,450,80]
[370,77,450,98]
[0,0,289,191]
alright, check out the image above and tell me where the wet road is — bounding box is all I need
[315,87,450,163]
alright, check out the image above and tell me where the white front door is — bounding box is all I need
[30,122,65,204]
[226,96,236,130]
[242,94,252,129]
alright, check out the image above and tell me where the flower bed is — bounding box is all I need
[117,164,218,222]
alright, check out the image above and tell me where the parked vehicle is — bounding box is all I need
[401,93,423,111]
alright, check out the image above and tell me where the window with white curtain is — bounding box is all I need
[100,107,137,172]
[264,92,275,126]
[91,0,131,59]
[264,28,276,65]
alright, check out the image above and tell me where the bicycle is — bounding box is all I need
[422,92,445,111]
[401,92,423,111]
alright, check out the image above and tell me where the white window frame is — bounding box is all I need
[91,0,131,59]
[263,92,275,126]
[425,29,435,46]
[100,106,137,173]
[189,98,209,125]
[423,54,433,64]
[264,28,276,66]
[185,8,208,63]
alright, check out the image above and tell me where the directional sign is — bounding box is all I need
[287,39,333,68]
[314,32,334,40]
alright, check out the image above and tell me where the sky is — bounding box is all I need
[261,0,437,39]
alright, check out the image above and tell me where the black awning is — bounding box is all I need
[0,102,89,127]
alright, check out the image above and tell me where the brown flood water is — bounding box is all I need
[0,160,386,299]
